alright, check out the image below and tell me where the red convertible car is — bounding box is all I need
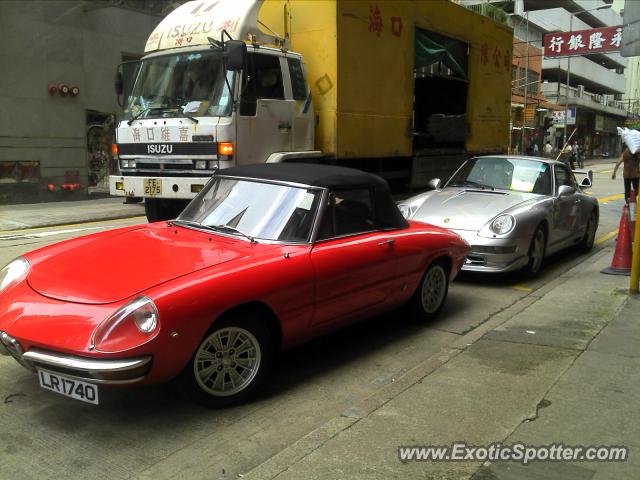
[0,164,469,407]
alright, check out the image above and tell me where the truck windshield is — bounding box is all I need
[125,50,234,120]
[178,177,322,243]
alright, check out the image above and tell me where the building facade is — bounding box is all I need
[460,0,628,158]
[0,0,166,204]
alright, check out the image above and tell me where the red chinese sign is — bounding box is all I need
[544,25,622,57]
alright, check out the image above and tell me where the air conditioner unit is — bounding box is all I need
[577,85,584,98]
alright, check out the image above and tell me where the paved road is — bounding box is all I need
[0,166,633,479]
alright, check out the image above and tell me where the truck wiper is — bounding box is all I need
[181,113,199,124]
[127,108,150,125]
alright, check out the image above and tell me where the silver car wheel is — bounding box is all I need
[421,265,447,313]
[529,229,545,273]
[194,327,261,397]
[585,213,597,247]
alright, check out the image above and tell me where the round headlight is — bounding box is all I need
[0,257,29,293]
[91,296,160,353]
[490,215,515,235]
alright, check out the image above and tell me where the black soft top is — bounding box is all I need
[217,163,408,230]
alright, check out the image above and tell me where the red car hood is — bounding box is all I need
[25,223,273,305]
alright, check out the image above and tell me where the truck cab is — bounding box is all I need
[110,0,316,221]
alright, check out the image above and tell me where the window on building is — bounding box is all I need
[526,70,539,95]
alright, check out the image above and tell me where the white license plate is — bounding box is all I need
[38,369,99,405]
[144,178,162,196]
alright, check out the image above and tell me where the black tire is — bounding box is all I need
[409,259,450,321]
[144,198,189,222]
[522,226,546,278]
[178,312,274,408]
[577,210,597,253]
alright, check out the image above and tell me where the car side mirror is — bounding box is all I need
[225,40,247,71]
[579,176,592,189]
[558,185,575,197]
[427,178,442,190]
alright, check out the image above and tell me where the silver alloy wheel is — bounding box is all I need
[421,265,447,313]
[194,326,261,397]
[529,229,545,273]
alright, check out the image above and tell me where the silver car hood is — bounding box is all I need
[413,188,538,231]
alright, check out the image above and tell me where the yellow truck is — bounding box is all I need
[111,0,512,221]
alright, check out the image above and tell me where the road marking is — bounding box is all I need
[511,284,533,293]
[0,216,146,236]
[599,169,613,174]
[595,229,618,246]
[0,226,110,241]
[596,193,625,204]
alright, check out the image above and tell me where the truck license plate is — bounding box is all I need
[38,369,99,405]
[144,179,162,196]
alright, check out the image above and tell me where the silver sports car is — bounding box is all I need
[399,156,599,276]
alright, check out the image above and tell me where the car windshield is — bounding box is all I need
[447,157,552,195]
[178,177,322,242]
[124,50,234,120]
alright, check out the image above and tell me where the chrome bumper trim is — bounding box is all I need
[35,367,146,386]
[22,349,152,384]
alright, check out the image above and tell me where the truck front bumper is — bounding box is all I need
[110,175,214,200]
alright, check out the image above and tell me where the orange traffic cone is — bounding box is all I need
[601,204,632,275]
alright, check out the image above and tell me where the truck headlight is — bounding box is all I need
[0,257,29,294]
[120,159,136,169]
[490,215,515,235]
[91,296,160,353]
[194,160,207,169]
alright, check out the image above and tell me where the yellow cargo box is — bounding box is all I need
[260,0,512,160]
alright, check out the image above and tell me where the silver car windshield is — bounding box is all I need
[448,157,552,195]
[125,51,234,120]
[178,177,322,242]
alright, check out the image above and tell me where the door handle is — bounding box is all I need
[378,239,394,247]
[278,122,292,131]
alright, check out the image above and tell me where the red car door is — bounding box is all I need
[309,188,398,326]
[310,232,398,326]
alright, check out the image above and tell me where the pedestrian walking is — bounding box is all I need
[544,141,553,158]
[533,143,539,156]
[612,147,640,203]
[576,142,585,168]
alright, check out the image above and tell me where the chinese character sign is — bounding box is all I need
[544,25,623,57]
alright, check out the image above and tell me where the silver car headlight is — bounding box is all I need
[0,257,29,294]
[490,215,515,235]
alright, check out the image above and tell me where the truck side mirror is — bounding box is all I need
[115,71,123,96]
[225,40,247,71]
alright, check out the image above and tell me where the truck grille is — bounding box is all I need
[118,143,217,156]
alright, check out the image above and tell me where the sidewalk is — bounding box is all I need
[237,247,638,480]
[0,197,145,232]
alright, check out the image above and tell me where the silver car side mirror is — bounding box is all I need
[427,178,442,190]
[558,185,575,197]
[579,176,592,189]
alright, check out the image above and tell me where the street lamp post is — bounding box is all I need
[562,4,612,151]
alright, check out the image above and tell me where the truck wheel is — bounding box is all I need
[144,198,188,222]
[178,313,274,408]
